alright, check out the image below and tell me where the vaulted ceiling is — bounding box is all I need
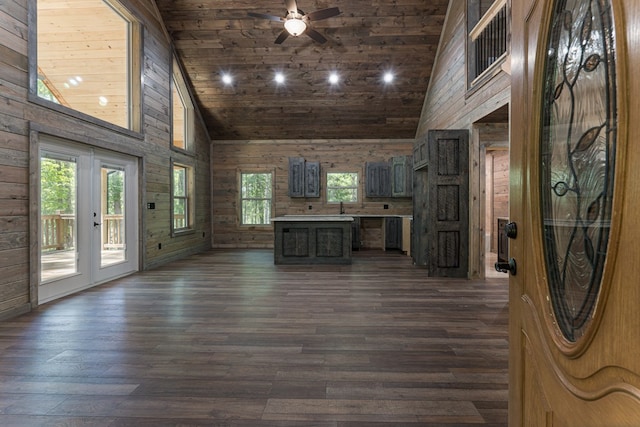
[154,0,450,141]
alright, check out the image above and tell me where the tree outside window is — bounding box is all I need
[241,173,272,225]
[327,172,358,203]
[40,157,76,215]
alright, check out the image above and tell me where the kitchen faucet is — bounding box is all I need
[340,201,345,214]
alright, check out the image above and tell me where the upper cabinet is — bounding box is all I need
[288,157,320,198]
[391,155,413,198]
[304,161,320,198]
[366,156,413,198]
[413,136,428,170]
[365,161,392,197]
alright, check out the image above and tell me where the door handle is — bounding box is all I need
[93,221,101,227]
[505,222,517,239]
[495,258,517,275]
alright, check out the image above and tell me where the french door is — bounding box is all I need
[39,137,138,304]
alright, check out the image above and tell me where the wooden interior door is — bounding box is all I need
[427,129,469,278]
[510,0,640,424]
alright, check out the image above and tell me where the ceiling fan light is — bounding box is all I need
[284,18,307,36]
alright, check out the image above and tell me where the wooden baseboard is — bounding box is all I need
[0,303,32,321]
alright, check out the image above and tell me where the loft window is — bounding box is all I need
[35,0,139,130]
[172,60,194,151]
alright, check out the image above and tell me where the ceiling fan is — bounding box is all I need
[248,0,341,44]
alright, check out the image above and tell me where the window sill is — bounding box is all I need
[170,145,195,156]
[28,94,144,141]
[172,228,196,237]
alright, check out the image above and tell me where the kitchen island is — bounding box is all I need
[272,215,354,264]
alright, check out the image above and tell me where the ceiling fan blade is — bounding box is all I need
[248,12,284,22]
[285,0,298,14]
[274,29,290,44]
[304,27,327,44]
[306,7,341,21]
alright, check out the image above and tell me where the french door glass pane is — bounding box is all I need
[101,166,126,267]
[40,156,77,282]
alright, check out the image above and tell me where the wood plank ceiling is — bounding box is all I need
[154,0,450,141]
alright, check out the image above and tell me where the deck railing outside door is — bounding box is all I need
[41,214,75,251]
[41,214,126,251]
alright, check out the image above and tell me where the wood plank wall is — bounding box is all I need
[0,0,211,320]
[211,139,414,248]
[413,0,511,278]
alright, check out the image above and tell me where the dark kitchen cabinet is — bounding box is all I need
[288,157,305,197]
[365,161,391,197]
[304,161,320,198]
[351,217,361,250]
[391,155,413,197]
[288,157,320,198]
[385,216,402,250]
[413,135,428,170]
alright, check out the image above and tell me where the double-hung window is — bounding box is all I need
[326,172,359,203]
[172,161,194,233]
[240,172,273,226]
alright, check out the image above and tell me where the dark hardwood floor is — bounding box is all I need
[0,249,509,426]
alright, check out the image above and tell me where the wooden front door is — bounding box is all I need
[427,129,469,278]
[510,0,640,424]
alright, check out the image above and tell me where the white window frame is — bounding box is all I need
[239,171,274,227]
[326,171,359,204]
[171,160,195,234]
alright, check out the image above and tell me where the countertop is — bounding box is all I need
[271,215,355,222]
[281,214,413,219]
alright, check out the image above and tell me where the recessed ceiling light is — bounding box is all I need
[221,73,233,85]
[98,96,108,106]
[328,72,340,85]
[383,72,395,84]
[274,72,286,84]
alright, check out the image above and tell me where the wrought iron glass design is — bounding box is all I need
[540,0,616,342]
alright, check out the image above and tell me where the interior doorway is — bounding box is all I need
[484,148,509,279]
[38,136,139,304]
[473,105,510,279]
